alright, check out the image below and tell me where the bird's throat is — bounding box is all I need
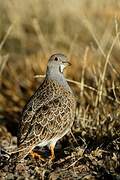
[46,70,71,92]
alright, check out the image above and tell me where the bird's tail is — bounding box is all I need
[10,146,31,163]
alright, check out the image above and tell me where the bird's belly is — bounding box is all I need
[37,126,70,148]
[37,141,50,147]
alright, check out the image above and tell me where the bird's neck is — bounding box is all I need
[46,69,72,92]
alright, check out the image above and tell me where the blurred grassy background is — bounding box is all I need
[0,0,120,178]
[0,0,120,58]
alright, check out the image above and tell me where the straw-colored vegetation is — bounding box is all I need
[0,0,120,179]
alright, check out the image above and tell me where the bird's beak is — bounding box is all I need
[67,62,72,66]
[59,61,71,73]
[62,61,71,66]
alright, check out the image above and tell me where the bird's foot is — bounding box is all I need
[30,150,45,162]
[49,144,55,162]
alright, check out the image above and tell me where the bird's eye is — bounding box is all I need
[54,57,58,61]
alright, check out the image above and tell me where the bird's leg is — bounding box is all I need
[49,144,55,160]
[30,150,45,161]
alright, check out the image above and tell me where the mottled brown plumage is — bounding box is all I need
[14,53,76,162]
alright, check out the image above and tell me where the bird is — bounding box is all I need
[12,53,76,162]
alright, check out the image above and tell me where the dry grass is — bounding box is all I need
[0,0,120,179]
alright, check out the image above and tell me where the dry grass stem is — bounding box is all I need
[0,24,13,52]
[80,46,89,98]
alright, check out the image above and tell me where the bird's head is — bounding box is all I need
[47,53,71,74]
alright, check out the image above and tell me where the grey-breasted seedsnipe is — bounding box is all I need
[14,53,76,162]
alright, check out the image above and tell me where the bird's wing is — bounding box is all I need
[17,79,71,146]
[18,89,74,148]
